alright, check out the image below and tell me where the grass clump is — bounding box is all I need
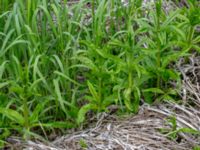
[0,0,199,145]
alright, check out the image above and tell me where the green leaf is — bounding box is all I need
[54,71,81,86]
[133,86,141,113]
[37,121,75,129]
[161,69,180,81]
[29,100,49,123]
[178,128,200,135]
[53,78,68,115]
[143,88,164,94]
[0,108,24,125]
[0,61,8,79]
[162,52,189,68]
[123,88,132,111]
[193,146,200,150]
[169,25,186,41]
[87,81,100,103]
[162,9,180,28]
[77,104,93,124]
[0,82,10,89]
[75,56,98,71]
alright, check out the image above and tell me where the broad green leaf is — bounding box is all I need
[123,88,132,111]
[77,104,93,124]
[162,9,180,28]
[34,121,75,129]
[0,108,24,125]
[29,100,49,123]
[143,88,164,94]
[0,61,8,79]
[54,71,81,86]
[133,86,141,113]
[87,81,100,103]
[53,78,67,114]
[0,82,10,89]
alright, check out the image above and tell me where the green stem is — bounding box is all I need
[22,94,29,135]
[111,0,115,32]
[98,77,102,112]
[156,52,161,88]
[92,0,95,42]
[23,100,29,129]
[128,53,133,90]
[27,0,31,25]
[187,26,194,47]
[156,1,161,89]
[23,68,30,136]
[128,71,133,89]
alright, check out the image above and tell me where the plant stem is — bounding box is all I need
[111,0,115,33]
[92,0,95,42]
[22,93,29,137]
[187,26,194,47]
[156,0,161,88]
[98,77,102,112]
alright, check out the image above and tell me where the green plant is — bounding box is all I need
[166,116,200,140]
[0,0,86,140]
[79,138,88,149]
[193,146,200,150]
[0,0,199,144]
[137,0,188,103]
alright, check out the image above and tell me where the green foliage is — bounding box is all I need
[159,116,200,141]
[0,0,199,143]
[193,146,200,150]
[79,138,88,149]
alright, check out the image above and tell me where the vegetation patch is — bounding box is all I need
[0,0,199,149]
